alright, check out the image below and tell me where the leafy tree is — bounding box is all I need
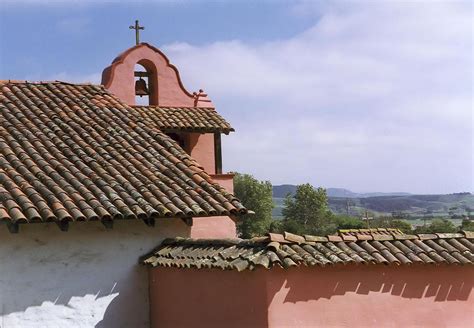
[448,206,460,219]
[465,207,473,218]
[333,215,365,230]
[269,219,284,234]
[386,219,413,234]
[391,211,410,220]
[281,184,335,235]
[414,225,432,234]
[234,173,273,238]
[414,218,457,234]
[460,219,474,231]
[426,218,457,233]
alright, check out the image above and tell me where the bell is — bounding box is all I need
[135,78,149,97]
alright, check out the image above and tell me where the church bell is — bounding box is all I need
[135,77,149,97]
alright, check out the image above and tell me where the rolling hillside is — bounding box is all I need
[272,185,473,219]
[273,185,411,199]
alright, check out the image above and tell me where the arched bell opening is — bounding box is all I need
[134,63,150,105]
[134,59,159,106]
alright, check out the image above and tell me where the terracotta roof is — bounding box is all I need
[142,229,474,271]
[132,106,234,134]
[0,81,246,230]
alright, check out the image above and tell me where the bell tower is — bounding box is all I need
[101,28,236,239]
[101,43,214,107]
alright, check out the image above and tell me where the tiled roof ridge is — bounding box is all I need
[0,80,97,86]
[133,105,216,110]
[160,236,268,247]
[157,230,474,247]
[269,230,473,243]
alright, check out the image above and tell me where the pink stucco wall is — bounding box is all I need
[190,173,237,238]
[211,173,234,193]
[265,266,474,328]
[149,265,474,328]
[148,268,268,328]
[189,216,237,238]
[186,132,237,239]
[188,133,215,174]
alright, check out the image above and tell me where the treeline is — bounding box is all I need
[234,173,474,238]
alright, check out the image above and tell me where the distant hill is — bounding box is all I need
[328,193,474,217]
[272,185,474,219]
[272,184,411,198]
[272,185,298,198]
[327,188,411,198]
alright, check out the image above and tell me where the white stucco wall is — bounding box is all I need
[0,219,190,328]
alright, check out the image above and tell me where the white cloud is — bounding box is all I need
[163,1,473,193]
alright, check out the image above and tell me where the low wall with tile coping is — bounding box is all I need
[149,265,474,328]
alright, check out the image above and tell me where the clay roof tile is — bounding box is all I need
[0,81,245,229]
[142,231,474,271]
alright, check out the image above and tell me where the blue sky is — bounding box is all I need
[0,1,313,79]
[0,0,472,194]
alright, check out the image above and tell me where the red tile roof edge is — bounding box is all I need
[142,230,474,270]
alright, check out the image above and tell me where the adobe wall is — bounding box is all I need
[190,172,237,238]
[149,265,474,328]
[0,219,190,328]
[189,215,237,238]
[266,266,474,328]
[185,131,238,239]
[188,133,215,174]
[148,268,269,328]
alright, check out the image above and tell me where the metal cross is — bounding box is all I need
[129,20,144,45]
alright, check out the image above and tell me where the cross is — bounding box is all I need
[129,20,144,45]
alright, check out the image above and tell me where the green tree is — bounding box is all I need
[281,183,335,235]
[369,218,413,234]
[427,218,457,232]
[333,215,365,230]
[391,211,410,220]
[268,219,284,234]
[414,218,457,234]
[465,207,473,218]
[460,219,474,231]
[448,206,458,219]
[234,173,273,238]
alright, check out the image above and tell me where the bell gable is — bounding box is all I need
[101,43,213,108]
